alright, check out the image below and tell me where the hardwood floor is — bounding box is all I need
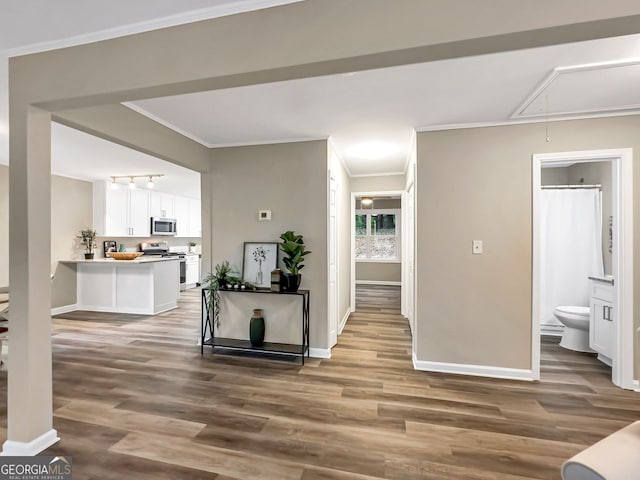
[0,285,638,479]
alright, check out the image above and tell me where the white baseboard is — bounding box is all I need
[541,324,564,336]
[356,280,401,286]
[338,308,351,335]
[597,354,613,367]
[51,304,77,316]
[309,348,331,359]
[412,354,535,381]
[1,429,59,456]
[633,380,640,393]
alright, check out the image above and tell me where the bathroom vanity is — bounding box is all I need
[589,276,614,366]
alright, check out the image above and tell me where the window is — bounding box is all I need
[355,209,400,261]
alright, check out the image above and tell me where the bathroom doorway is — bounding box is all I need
[532,149,635,390]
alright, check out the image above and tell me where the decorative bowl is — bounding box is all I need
[107,252,144,261]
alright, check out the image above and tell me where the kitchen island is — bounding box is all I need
[60,257,180,315]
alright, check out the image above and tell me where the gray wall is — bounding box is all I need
[356,262,401,283]
[208,140,329,349]
[0,167,92,305]
[416,115,640,377]
[351,175,406,192]
[0,165,7,286]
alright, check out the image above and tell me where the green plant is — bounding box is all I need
[77,228,97,254]
[202,261,239,328]
[189,241,197,247]
[279,230,311,276]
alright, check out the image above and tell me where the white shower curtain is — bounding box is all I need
[540,189,604,326]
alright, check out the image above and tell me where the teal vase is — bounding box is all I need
[250,309,265,346]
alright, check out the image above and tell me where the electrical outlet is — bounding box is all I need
[472,240,483,255]
[258,210,272,221]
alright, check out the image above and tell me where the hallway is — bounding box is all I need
[0,286,635,478]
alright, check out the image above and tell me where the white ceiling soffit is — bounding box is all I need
[513,59,640,119]
[1,0,303,57]
[50,122,201,198]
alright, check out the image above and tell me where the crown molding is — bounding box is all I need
[328,137,353,177]
[349,171,406,178]
[511,58,640,119]
[2,0,303,57]
[416,109,640,133]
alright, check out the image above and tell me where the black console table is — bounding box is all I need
[201,288,310,364]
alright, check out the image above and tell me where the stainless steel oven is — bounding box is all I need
[151,217,177,236]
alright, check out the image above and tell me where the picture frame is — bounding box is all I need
[103,241,117,257]
[242,242,279,289]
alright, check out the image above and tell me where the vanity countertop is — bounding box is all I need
[588,275,614,286]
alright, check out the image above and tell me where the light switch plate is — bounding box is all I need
[472,240,483,255]
[258,210,272,221]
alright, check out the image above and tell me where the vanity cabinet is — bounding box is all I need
[590,281,614,363]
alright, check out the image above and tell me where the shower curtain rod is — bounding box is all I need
[541,184,601,190]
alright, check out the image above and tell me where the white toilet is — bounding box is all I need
[553,306,595,353]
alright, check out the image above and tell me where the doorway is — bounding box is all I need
[532,148,635,390]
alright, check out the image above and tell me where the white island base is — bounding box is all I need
[66,258,180,315]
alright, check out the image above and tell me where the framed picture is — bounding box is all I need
[103,241,117,257]
[242,242,279,289]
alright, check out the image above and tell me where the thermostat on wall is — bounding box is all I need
[258,210,272,221]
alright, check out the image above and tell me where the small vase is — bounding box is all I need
[84,253,94,260]
[249,309,265,346]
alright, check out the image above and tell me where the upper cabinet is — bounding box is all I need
[94,181,150,237]
[95,181,201,238]
[150,192,175,219]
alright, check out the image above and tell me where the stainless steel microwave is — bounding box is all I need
[151,217,177,236]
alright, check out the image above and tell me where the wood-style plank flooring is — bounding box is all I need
[0,284,637,479]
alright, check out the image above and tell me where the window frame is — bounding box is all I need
[355,208,401,263]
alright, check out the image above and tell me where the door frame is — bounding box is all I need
[531,148,635,390]
[328,172,339,348]
[350,190,404,313]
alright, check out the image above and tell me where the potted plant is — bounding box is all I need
[189,241,198,253]
[279,230,311,293]
[77,228,97,259]
[202,261,239,328]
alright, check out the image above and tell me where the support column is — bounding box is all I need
[3,105,58,455]
[200,171,213,278]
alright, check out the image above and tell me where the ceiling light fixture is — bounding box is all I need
[110,174,164,190]
[361,197,373,206]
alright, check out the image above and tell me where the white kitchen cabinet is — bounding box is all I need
[150,192,175,219]
[174,196,190,237]
[94,181,150,237]
[129,189,151,237]
[185,254,199,288]
[589,281,614,363]
[189,198,201,237]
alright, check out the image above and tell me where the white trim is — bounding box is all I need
[51,304,77,316]
[356,280,401,286]
[402,130,417,176]
[532,148,634,390]
[512,58,640,119]
[416,110,640,134]
[338,308,351,335]
[412,354,535,381]
[349,171,406,178]
[328,137,352,177]
[309,348,331,359]
[1,429,59,456]
[540,325,564,336]
[2,0,304,57]
[633,380,640,393]
[356,259,401,264]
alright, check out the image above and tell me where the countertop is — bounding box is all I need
[60,257,180,264]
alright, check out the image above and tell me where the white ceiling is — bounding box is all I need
[51,123,201,198]
[129,33,640,176]
[1,4,640,181]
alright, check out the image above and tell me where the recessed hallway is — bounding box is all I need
[0,286,637,479]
